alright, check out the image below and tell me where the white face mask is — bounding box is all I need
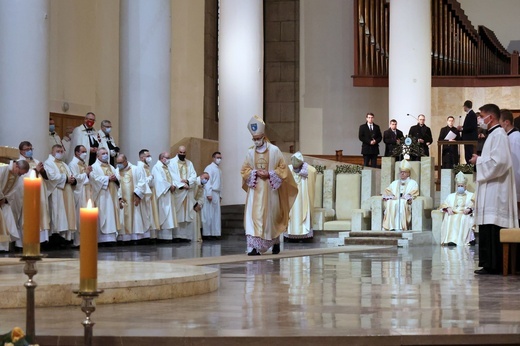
[254,139,264,147]
[79,152,88,161]
[164,159,171,165]
[54,152,64,160]
[215,158,222,165]
[479,115,491,130]
[104,127,112,134]
[145,157,152,164]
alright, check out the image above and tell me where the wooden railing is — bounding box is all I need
[353,0,520,87]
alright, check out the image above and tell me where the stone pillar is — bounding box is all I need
[0,1,49,151]
[388,0,431,133]
[119,0,171,162]
[219,0,263,205]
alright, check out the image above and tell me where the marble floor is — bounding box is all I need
[1,237,520,345]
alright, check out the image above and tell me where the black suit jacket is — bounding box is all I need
[383,128,404,157]
[438,126,461,155]
[358,123,382,155]
[461,110,478,140]
[408,124,433,156]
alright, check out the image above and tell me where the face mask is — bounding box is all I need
[100,154,109,163]
[215,158,222,165]
[104,127,112,134]
[145,157,152,164]
[178,154,186,161]
[479,115,490,130]
[117,163,125,170]
[201,178,208,185]
[24,150,33,158]
[164,159,171,165]
[49,125,55,133]
[79,153,88,161]
[86,120,95,128]
[54,152,63,160]
[254,139,264,147]
[457,186,466,194]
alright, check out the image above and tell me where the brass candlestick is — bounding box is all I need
[73,289,104,346]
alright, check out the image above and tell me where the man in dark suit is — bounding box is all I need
[514,114,520,130]
[408,114,433,160]
[358,112,382,167]
[438,115,461,168]
[457,100,478,163]
[383,119,404,157]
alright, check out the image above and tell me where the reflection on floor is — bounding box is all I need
[2,237,520,345]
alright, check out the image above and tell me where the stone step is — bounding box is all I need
[348,231,406,238]
[344,237,400,246]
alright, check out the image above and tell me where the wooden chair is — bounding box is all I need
[500,228,520,276]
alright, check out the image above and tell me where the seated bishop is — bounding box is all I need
[382,159,419,231]
[439,171,475,246]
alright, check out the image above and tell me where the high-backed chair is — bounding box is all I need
[352,157,434,231]
[312,170,334,231]
[322,172,362,231]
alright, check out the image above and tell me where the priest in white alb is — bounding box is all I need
[241,115,298,255]
[151,152,177,242]
[439,171,475,246]
[90,147,121,244]
[169,146,198,242]
[382,159,419,231]
[202,152,222,239]
[137,149,160,240]
[44,144,77,242]
[285,151,316,240]
[0,160,29,252]
[68,145,92,246]
[116,154,151,242]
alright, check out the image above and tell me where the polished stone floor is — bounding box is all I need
[2,237,520,345]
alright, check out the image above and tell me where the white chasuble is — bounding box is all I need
[152,161,177,234]
[439,191,475,246]
[382,178,419,231]
[286,163,316,238]
[90,160,120,242]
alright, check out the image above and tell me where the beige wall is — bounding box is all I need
[49,0,120,141]
[171,0,205,145]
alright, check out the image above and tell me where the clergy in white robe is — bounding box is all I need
[44,145,77,241]
[70,112,100,165]
[115,154,151,242]
[137,149,160,239]
[499,109,520,218]
[16,141,51,245]
[68,145,92,246]
[202,152,222,238]
[169,146,198,242]
[382,159,419,231]
[90,147,121,244]
[285,152,316,240]
[0,161,28,252]
[98,120,119,167]
[62,126,75,163]
[151,152,177,241]
[439,172,475,246]
[469,104,519,275]
[241,116,298,255]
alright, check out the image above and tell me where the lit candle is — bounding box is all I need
[23,170,41,256]
[79,199,98,292]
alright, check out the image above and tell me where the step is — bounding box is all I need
[344,237,400,246]
[348,231,406,238]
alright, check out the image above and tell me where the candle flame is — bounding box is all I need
[29,169,36,179]
[87,199,93,208]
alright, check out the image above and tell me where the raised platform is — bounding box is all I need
[0,258,219,308]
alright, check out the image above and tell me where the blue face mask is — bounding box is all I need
[24,150,33,158]
[49,125,55,133]
[101,154,109,163]
[117,163,125,170]
[201,178,208,185]
[457,186,466,194]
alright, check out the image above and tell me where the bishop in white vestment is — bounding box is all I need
[439,172,475,246]
[382,159,419,231]
[89,148,121,244]
[202,152,222,238]
[151,152,177,241]
[241,116,298,255]
[285,152,316,240]
[137,149,160,239]
[44,145,77,241]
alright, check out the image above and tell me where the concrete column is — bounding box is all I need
[389,0,431,134]
[119,0,171,163]
[219,0,263,205]
[0,1,49,151]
